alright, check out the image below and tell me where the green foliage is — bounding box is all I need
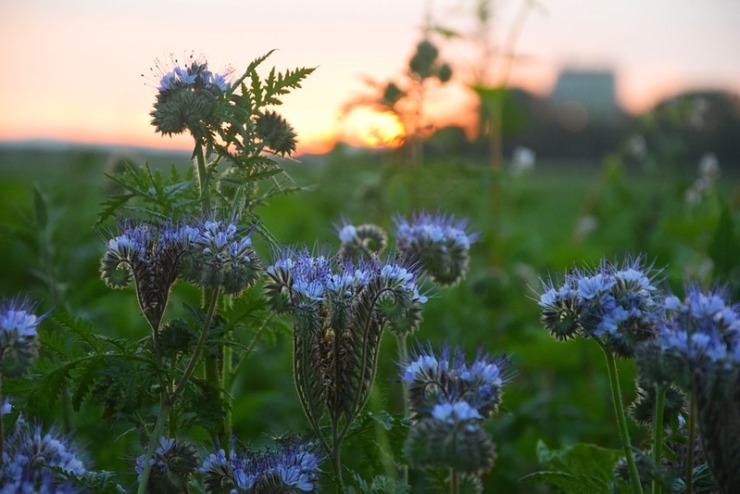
[521,440,627,493]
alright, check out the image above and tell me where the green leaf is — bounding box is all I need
[521,440,624,493]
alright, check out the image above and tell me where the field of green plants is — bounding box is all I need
[0,50,738,493]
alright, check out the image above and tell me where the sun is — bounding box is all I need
[341,108,405,149]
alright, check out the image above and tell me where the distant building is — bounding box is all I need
[550,68,622,129]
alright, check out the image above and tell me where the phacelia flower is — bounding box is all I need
[135,436,199,493]
[180,218,262,295]
[394,212,478,286]
[200,437,321,493]
[100,220,191,330]
[1,418,86,490]
[0,296,45,377]
[537,255,664,357]
[147,54,232,139]
[336,219,388,261]
[255,110,298,156]
[642,285,740,493]
[264,247,427,430]
[401,344,511,418]
[401,345,509,474]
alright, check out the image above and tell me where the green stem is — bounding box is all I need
[686,394,696,494]
[331,427,345,493]
[395,333,411,485]
[173,288,220,400]
[136,394,170,494]
[450,469,460,494]
[599,342,644,494]
[193,140,210,213]
[221,331,233,454]
[0,373,4,458]
[652,384,666,494]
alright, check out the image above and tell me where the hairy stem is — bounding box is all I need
[221,331,233,455]
[600,342,643,494]
[193,139,210,213]
[136,394,170,494]
[687,394,696,494]
[652,384,666,494]
[173,288,220,400]
[395,333,411,485]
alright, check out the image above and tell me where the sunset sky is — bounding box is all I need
[0,0,738,154]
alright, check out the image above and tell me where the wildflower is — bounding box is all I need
[400,344,510,474]
[537,255,664,357]
[336,219,388,261]
[135,437,199,493]
[180,218,262,295]
[100,220,191,330]
[147,54,232,139]
[0,296,45,377]
[394,212,478,286]
[255,110,298,156]
[401,344,511,418]
[200,437,321,493]
[264,247,427,435]
[637,285,740,493]
[1,418,86,490]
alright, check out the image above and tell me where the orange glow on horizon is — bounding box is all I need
[340,109,405,149]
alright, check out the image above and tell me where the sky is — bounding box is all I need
[0,0,738,154]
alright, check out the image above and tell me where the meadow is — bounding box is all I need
[0,127,737,493]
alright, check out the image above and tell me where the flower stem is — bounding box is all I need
[599,342,643,494]
[686,394,696,494]
[395,333,411,485]
[193,139,210,213]
[221,331,233,454]
[450,469,460,494]
[136,394,170,494]
[652,384,666,494]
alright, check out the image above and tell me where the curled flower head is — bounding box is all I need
[0,296,45,377]
[100,220,191,330]
[401,344,512,419]
[180,218,262,295]
[536,255,664,357]
[136,437,199,492]
[394,212,478,286]
[1,418,86,489]
[336,218,388,261]
[147,53,232,139]
[200,437,321,493]
[255,110,298,156]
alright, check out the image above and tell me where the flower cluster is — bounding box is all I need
[200,438,321,493]
[400,345,512,474]
[537,256,663,356]
[101,218,260,328]
[135,437,200,493]
[265,247,427,439]
[336,220,388,261]
[0,296,44,377]
[394,212,478,286]
[179,219,262,295]
[636,285,740,492]
[101,221,192,330]
[1,418,86,492]
[149,54,231,138]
